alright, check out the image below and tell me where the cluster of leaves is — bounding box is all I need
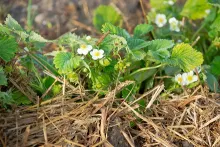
[0,0,220,108]
[146,0,220,92]
[0,15,61,108]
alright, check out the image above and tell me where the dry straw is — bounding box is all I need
[0,81,220,147]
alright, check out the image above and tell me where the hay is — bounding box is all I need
[0,82,220,147]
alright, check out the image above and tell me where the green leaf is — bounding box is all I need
[127,68,157,83]
[145,39,174,62]
[0,35,18,62]
[211,56,220,76]
[58,33,83,49]
[53,52,81,74]
[127,38,150,50]
[150,0,172,11]
[12,91,32,105]
[5,14,23,31]
[93,5,122,31]
[205,71,220,92]
[207,0,220,7]
[0,90,14,108]
[102,23,130,39]
[145,39,174,51]
[31,53,59,76]
[122,84,137,102]
[181,0,211,20]
[210,13,220,31]
[131,50,147,61]
[166,43,204,72]
[0,67,7,86]
[134,24,153,38]
[29,31,49,42]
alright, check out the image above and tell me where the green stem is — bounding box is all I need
[192,22,206,41]
[128,64,165,77]
[27,0,32,30]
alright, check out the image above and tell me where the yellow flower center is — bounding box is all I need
[159,17,164,23]
[187,75,193,82]
[177,77,182,83]
[94,51,100,57]
[81,44,87,49]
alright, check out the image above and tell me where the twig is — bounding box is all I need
[139,0,147,24]
[146,84,164,109]
[22,125,30,147]
[0,136,6,147]
[96,31,110,46]
[191,36,200,47]
[199,115,220,130]
[41,79,58,99]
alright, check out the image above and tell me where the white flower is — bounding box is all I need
[155,14,167,27]
[182,71,198,85]
[175,74,186,85]
[167,0,174,5]
[169,17,180,32]
[90,49,104,60]
[77,44,92,55]
[205,9,211,15]
[86,36,91,41]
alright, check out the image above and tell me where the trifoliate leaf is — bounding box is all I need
[207,0,220,7]
[145,39,174,61]
[29,31,49,42]
[53,52,81,74]
[211,56,220,76]
[133,24,153,38]
[0,35,18,62]
[0,67,7,86]
[5,14,23,31]
[93,5,122,31]
[181,0,211,20]
[166,43,203,72]
[102,23,130,39]
[127,38,150,50]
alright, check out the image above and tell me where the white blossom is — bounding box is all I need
[175,74,186,85]
[90,49,104,60]
[86,36,91,41]
[182,71,198,85]
[77,44,92,55]
[155,14,167,28]
[169,17,180,32]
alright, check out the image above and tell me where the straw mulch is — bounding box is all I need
[0,81,220,147]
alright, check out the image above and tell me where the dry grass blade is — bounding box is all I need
[199,115,220,130]
[146,84,164,109]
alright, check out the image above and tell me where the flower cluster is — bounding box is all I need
[155,14,180,32]
[77,36,104,60]
[175,71,198,86]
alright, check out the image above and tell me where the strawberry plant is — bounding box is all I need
[0,0,220,108]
